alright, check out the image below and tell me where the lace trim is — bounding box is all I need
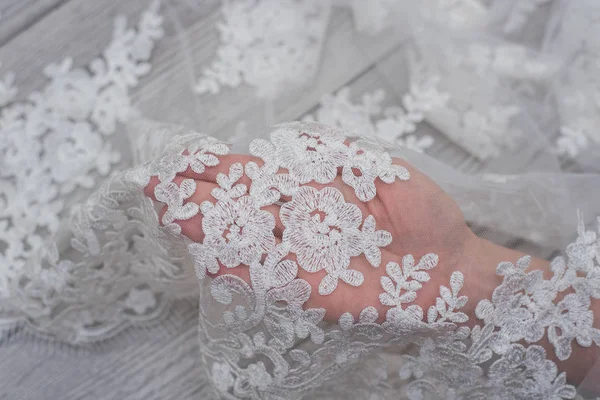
[303,86,437,153]
[194,0,332,98]
[145,122,599,398]
[0,2,195,343]
[553,3,600,158]
[409,47,531,161]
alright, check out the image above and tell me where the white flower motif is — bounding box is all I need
[200,196,276,270]
[280,186,386,295]
[44,121,120,192]
[211,362,235,393]
[360,215,392,267]
[270,122,348,184]
[294,308,326,344]
[123,287,156,315]
[342,140,410,202]
[281,186,361,272]
[243,362,273,390]
[548,293,599,360]
[43,61,97,121]
[476,252,600,361]
[187,138,230,175]
[306,86,436,153]
[194,0,330,97]
[91,85,131,135]
[488,345,576,400]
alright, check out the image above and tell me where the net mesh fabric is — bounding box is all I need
[1,0,600,399]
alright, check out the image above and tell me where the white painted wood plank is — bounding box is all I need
[0,0,68,46]
[0,0,221,98]
[0,300,203,400]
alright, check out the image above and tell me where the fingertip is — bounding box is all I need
[144,176,161,200]
[179,154,262,186]
[157,204,167,226]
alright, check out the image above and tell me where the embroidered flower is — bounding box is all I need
[280,186,365,295]
[342,140,410,202]
[187,138,230,175]
[488,345,576,400]
[243,361,273,390]
[211,362,235,393]
[123,287,157,315]
[194,0,330,97]
[360,215,392,267]
[44,121,120,191]
[201,196,276,270]
[549,293,600,360]
[43,61,97,121]
[270,122,348,184]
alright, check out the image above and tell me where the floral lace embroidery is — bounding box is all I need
[149,122,405,296]
[194,0,332,98]
[144,122,599,399]
[0,3,182,342]
[447,43,556,82]
[409,48,528,161]
[476,217,600,361]
[552,1,600,158]
[280,186,381,295]
[249,122,410,199]
[303,86,438,154]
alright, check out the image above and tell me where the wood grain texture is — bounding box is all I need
[0,301,204,400]
[0,0,221,98]
[0,0,69,46]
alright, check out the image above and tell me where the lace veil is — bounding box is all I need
[2,1,600,398]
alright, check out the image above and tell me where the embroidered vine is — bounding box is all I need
[144,122,599,399]
[304,86,437,154]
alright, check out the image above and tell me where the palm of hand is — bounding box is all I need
[145,153,472,322]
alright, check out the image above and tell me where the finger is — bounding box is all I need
[155,176,216,242]
[144,176,162,201]
[179,154,262,188]
[156,176,286,242]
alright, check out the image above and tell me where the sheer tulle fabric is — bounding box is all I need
[1,0,600,399]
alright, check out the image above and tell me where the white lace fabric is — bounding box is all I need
[2,1,600,399]
[194,0,332,98]
[0,2,200,343]
[135,121,599,399]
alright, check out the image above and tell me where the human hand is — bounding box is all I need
[144,135,483,323]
